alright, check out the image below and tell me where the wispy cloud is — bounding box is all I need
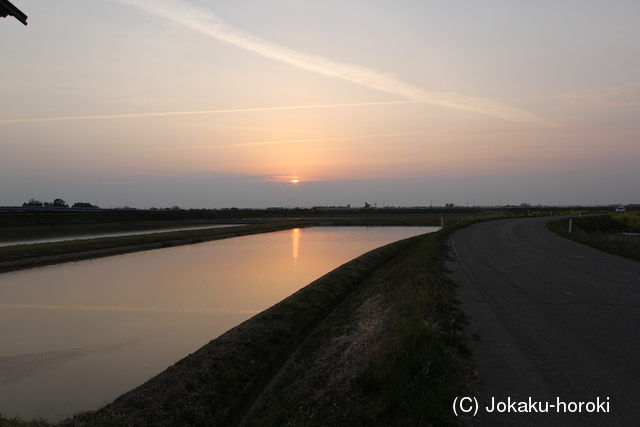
[214,131,435,148]
[117,0,542,123]
[261,175,324,183]
[292,147,349,153]
[554,86,640,109]
[0,101,416,124]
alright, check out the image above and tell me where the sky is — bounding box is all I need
[1,0,639,209]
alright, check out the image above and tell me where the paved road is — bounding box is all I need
[447,217,640,426]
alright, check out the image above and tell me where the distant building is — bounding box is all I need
[0,0,28,25]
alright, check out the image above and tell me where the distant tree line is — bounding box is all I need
[22,198,98,209]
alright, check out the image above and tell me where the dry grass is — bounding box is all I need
[306,291,393,408]
[245,230,470,427]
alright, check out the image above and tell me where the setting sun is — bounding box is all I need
[291,179,300,184]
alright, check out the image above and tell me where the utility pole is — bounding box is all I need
[0,0,28,25]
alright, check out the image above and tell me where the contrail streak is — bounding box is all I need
[213,131,436,148]
[0,101,417,124]
[117,0,542,122]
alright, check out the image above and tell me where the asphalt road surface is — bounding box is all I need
[447,216,640,426]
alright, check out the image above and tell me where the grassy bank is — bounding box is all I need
[548,213,640,261]
[0,224,471,427]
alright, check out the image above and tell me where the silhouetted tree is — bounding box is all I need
[22,198,43,207]
[47,198,69,208]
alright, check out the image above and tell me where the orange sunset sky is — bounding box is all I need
[2,0,639,208]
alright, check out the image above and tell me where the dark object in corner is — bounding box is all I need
[0,0,28,26]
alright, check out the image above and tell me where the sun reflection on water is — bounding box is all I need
[292,228,300,264]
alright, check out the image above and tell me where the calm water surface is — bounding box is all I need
[0,226,435,421]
